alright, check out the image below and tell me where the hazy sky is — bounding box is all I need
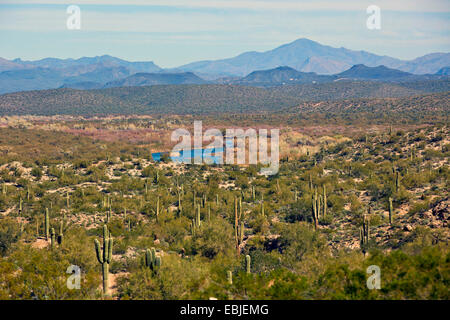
[0,0,449,67]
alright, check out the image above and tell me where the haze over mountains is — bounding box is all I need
[0,38,449,94]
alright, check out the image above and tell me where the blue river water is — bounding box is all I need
[152,147,225,164]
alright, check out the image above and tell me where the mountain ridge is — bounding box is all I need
[173,38,449,77]
[1,38,449,93]
[0,79,448,116]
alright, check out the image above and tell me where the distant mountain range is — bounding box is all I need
[220,64,446,87]
[0,38,449,94]
[173,38,450,77]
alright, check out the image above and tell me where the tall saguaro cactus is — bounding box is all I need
[145,247,161,273]
[227,270,233,284]
[45,208,50,240]
[58,220,64,245]
[312,192,318,229]
[234,197,239,255]
[154,170,159,184]
[239,221,244,244]
[395,171,401,192]
[106,206,111,223]
[196,203,201,228]
[239,197,242,218]
[360,215,370,253]
[50,228,56,249]
[18,197,23,214]
[246,255,251,274]
[156,196,160,222]
[191,219,196,236]
[94,225,113,296]
[178,192,182,216]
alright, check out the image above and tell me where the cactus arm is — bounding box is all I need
[107,237,113,264]
[94,239,104,264]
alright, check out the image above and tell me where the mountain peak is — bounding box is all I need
[290,38,320,45]
[280,38,322,49]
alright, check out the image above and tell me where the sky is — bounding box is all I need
[0,0,449,68]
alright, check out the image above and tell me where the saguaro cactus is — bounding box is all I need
[227,271,233,285]
[19,197,23,214]
[156,196,160,222]
[145,247,161,273]
[246,255,251,274]
[178,192,182,216]
[50,228,56,249]
[191,219,196,236]
[323,185,327,217]
[196,203,201,228]
[312,193,318,229]
[234,198,239,254]
[94,225,113,296]
[317,194,322,219]
[360,215,370,253]
[107,207,111,223]
[57,220,64,245]
[239,221,244,244]
[145,248,153,269]
[45,208,50,240]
